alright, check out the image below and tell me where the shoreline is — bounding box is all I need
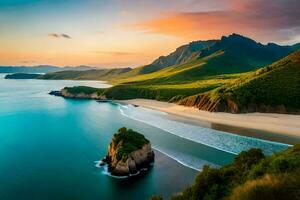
[118,99,300,144]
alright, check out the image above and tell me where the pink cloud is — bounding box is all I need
[129,0,300,42]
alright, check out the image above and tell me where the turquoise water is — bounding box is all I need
[0,74,290,200]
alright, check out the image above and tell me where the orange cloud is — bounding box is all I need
[93,51,140,56]
[129,0,300,42]
[130,12,235,39]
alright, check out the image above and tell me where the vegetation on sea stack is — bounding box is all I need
[112,127,150,161]
[102,127,154,176]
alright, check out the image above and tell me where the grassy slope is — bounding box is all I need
[40,68,131,80]
[166,144,300,200]
[40,34,296,84]
[59,52,221,100]
[39,65,165,82]
[101,51,255,101]
[60,50,299,113]
[178,50,300,113]
[61,50,300,114]
[50,50,249,101]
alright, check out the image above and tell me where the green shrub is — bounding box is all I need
[171,145,300,200]
[228,173,300,200]
[112,127,149,161]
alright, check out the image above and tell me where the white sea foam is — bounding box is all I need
[118,104,290,156]
[153,147,214,171]
[94,161,150,179]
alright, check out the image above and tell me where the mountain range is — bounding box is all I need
[5,33,300,113]
[34,33,299,82]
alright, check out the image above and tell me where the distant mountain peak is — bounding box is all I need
[151,40,216,68]
[220,33,258,45]
[148,33,300,74]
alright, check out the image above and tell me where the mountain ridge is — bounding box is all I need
[15,33,299,82]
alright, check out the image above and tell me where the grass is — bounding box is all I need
[228,173,300,200]
[40,68,131,81]
[111,51,224,85]
[62,71,244,101]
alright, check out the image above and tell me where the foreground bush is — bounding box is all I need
[168,144,300,200]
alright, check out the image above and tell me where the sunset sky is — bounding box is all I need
[0,0,299,68]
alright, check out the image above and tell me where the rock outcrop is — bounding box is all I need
[101,127,154,176]
[60,88,106,100]
[49,86,107,100]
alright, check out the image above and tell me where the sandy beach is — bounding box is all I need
[119,99,300,144]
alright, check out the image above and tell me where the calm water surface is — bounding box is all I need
[0,74,289,200]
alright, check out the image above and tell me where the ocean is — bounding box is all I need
[0,74,289,199]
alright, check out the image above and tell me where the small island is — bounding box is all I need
[100,127,155,176]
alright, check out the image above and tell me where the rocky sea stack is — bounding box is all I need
[101,127,154,176]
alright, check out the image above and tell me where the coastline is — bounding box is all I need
[118,99,300,144]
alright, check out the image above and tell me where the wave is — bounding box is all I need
[94,146,207,172]
[118,104,290,156]
[94,161,150,179]
[152,147,215,171]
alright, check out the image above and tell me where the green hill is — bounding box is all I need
[35,33,298,83]
[59,50,300,114]
[125,34,296,83]
[164,144,300,200]
[40,68,131,80]
[124,34,297,80]
[178,50,300,113]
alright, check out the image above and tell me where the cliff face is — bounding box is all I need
[107,143,154,176]
[102,128,154,176]
[178,93,294,114]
